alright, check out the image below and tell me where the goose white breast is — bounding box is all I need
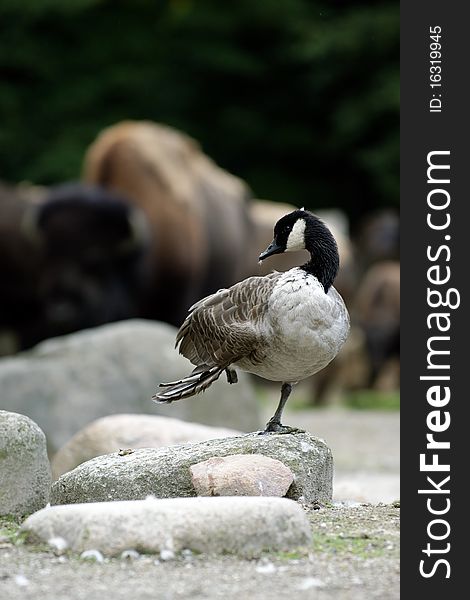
[235,268,349,382]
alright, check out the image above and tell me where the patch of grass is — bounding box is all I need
[254,380,400,412]
[312,532,393,558]
[344,390,400,411]
[0,516,50,550]
[305,504,400,560]
[271,549,306,561]
[0,516,27,545]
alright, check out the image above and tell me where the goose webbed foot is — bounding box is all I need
[259,419,305,435]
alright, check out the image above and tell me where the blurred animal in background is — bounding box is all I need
[0,183,46,354]
[352,209,399,272]
[353,260,400,391]
[27,183,150,345]
[348,210,399,391]
[83,121,254,326]
[0,182,150,352]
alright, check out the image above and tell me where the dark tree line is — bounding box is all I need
[0,0,398,227]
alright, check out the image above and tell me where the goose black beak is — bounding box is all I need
[259,239,284,261]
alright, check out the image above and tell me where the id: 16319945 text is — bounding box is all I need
[429,25,443,113]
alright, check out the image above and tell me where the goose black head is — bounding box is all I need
[258,208,340,292]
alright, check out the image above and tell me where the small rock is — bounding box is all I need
[297,577,325,590]
[48,536,68,555]
[0,410,51,517]
[21,496,311,558]
[333,501,363,508]
[117,449,135,457]
[51,431,333,505]
[159,548,175,561]
[14,574,29,587]
[51,414,241,479]
[80,549,104,562]
[120,549,140,560]
[190,454,294,497]
[255,560,277,574]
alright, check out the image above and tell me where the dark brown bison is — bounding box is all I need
[1,182,150,351]
[0,183,46,353]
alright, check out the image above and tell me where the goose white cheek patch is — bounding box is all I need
[286,219,306,251]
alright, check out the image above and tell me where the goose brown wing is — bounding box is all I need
[176,272,281,368]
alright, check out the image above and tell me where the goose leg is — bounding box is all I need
[261,382,303,434]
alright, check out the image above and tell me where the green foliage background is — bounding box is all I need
[0,0,398,224]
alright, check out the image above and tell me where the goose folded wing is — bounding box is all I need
[176,273,280,367]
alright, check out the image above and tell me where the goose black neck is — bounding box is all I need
[300,220,340,293]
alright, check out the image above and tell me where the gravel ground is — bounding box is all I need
[0,503,399,600]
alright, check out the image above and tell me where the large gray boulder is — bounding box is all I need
[51,414,241,480]
[0,320,259,452]
[0,410,51,517]
[22,496,311,558]
[51,431,333,505]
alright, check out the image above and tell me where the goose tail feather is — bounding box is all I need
[152,366,224,403]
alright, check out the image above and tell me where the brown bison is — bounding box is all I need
[83,121,254,325]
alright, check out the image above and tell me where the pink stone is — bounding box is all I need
[190,454,294,497]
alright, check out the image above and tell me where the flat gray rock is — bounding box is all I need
[0,410,51,517]
[51,431,333,505]
[22,496,311,558]
[51,414,241,480]
[0,320,259,452]
[190,454,294,497]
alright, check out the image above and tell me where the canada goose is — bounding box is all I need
[153,209,350,433]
